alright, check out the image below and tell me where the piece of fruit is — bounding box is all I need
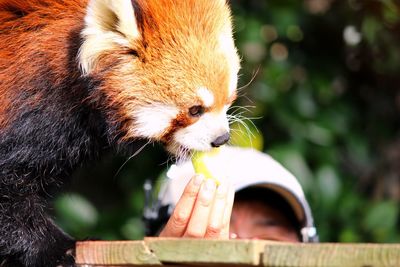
[191,147,222,185]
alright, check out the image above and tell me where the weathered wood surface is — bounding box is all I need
[76,238,400,267]
[263,242,400,267]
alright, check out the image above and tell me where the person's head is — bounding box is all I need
[144,146,318,242]
[230,187,301,241]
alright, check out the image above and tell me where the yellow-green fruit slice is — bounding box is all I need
[191,148,222,185]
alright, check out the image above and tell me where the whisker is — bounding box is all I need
[237,66,261,92]
[235,115,262,131]
[114,140,151,179]
[228,112,261,149]
[228,105,256,117]
[229,110,262,125]
[160,154,174,168]
[234,120,255,148]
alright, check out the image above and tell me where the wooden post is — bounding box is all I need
[75,238,400,267]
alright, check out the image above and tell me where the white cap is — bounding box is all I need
[156,146,318,242]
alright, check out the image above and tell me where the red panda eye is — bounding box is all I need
[128,50,139,57]
[188,105,205,117]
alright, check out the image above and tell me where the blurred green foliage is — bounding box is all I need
[55,0,400,243]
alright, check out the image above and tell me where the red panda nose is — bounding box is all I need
[211,132,230,147]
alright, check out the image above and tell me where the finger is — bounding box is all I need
[204,181,229,238]
[159,175,204,237]
[220,183,235,239]
[183,179,216,238]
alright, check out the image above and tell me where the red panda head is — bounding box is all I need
[79,0,240,157]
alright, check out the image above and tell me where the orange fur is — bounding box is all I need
[0,0,87,128]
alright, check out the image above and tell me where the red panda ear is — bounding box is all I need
[79,0,141,75]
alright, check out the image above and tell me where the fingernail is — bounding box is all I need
[204,179,216,192]
[194,174,204,186]
[217,182,228,195]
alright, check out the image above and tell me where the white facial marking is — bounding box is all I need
[228,72,238,97]
[218,32,240,99]
[133,104,179,139]
[219,32,235,53]
[197,87,215,108]
[173,108,229,151]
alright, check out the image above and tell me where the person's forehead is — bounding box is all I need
[230,201,301,242]
[234,184,305,224]
[233,200,295,225]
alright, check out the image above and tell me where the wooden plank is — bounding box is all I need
[263,242,400,267]
[144,237,267,266]
[75,241,161,266]
[76,239,400,267]
[76,239,268,266]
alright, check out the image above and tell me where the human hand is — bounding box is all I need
[159,175,234,238]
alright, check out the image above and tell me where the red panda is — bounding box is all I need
[0,0,240,266]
